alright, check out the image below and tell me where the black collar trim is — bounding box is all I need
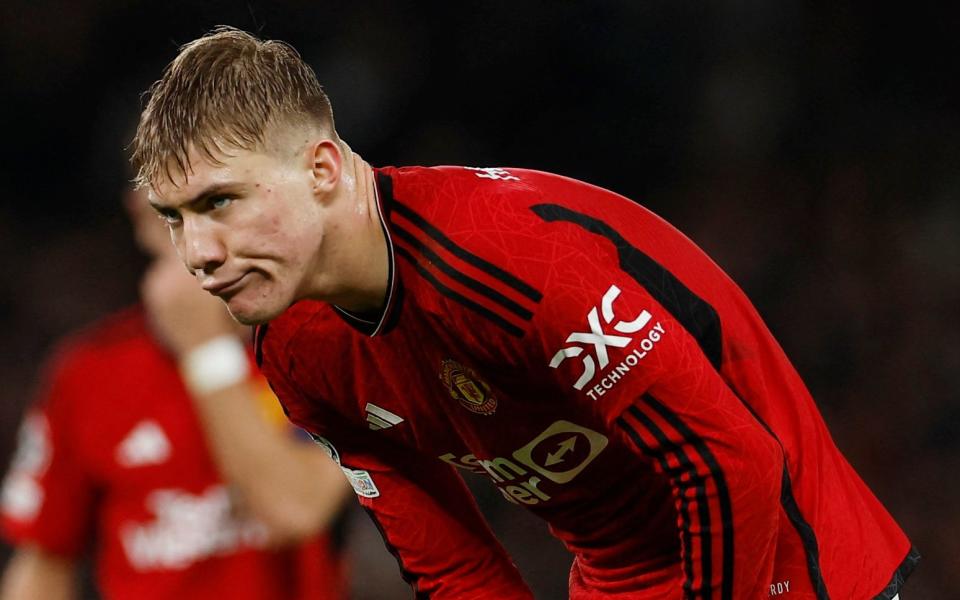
[332,170,402,337]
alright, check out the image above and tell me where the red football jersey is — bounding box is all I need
[257,166,917,599]
[1,307,346,600]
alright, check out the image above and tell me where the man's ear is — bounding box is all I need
[309,139,343,197]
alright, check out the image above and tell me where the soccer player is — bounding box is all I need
[0,185,352,599]
[130,27,918,599]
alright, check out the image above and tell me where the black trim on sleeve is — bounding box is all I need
[643,396,733,600]
[617,408,708,599]
[873,547,921,600]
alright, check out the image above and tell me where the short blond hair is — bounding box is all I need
[131,26,335,189]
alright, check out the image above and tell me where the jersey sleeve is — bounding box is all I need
[1,350,98,557]
[530,215,784,597]
[260,341,533,600]
[336,439,532,599]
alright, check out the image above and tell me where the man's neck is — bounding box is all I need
[325,145,390,314]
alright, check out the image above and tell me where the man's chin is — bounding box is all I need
[224,299,284,326]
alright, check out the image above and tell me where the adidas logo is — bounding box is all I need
[365,403,404,430]
[116,420,171,467]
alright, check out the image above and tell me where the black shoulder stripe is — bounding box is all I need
[394,245,525,337]
[530,203,721,368]
[392,200,542,303]
[393,224,533,321]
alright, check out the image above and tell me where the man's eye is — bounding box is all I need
[157,210,181,225]
[211,196,232,210]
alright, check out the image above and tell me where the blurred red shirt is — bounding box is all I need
[1,307,346,600]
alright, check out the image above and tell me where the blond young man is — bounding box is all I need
[130,27,916,599]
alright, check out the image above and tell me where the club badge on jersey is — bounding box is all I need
[439,359,498,416]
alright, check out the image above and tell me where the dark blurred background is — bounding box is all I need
[0,1,956,597]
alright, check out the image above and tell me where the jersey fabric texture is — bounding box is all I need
[256,165,918,599]
[0,306,346,600]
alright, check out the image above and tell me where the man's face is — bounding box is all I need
[149,145,326,325]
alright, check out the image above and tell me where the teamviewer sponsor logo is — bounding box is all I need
[511,420,608,484]
[549,284,666,400]
[439,420,608,506]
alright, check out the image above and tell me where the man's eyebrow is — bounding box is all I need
[149,183,237,212]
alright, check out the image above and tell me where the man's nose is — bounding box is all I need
[180,216,226,274]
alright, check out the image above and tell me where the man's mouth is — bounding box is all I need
[201,273,248,298]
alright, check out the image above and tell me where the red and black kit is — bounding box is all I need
[258,165,917,599]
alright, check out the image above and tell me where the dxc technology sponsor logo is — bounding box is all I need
[549,284,666,400]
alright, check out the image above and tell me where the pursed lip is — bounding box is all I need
[201,273,248,297]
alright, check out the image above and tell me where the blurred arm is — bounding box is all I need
[0,546,76,600]
[182,372,351,542]
[141,257,351,542]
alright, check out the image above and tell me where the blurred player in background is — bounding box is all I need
[131,28,917,599]
[0,185,352,599]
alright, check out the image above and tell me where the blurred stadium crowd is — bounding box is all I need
[0,1,956,597]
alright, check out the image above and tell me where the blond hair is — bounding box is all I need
[131,26,335,189]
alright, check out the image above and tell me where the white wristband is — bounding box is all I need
[179,335,250,395]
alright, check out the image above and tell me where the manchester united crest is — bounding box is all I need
[439,359,498,416]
